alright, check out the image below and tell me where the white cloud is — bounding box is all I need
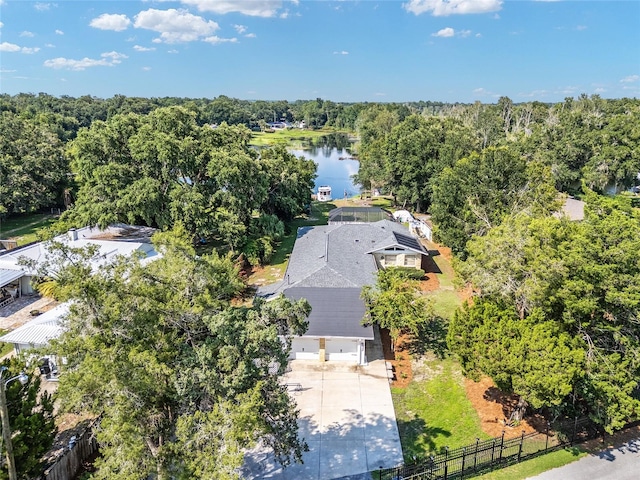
[34,2,56,12]
[0,22,3,28]
[433,27,455,37]
[142,66,152,71]
[234,24,247,34]
[102,51,128,62]
[43,51,128,70]
[0,69,17,73]
[374,92,387,97]
[133,45,156,52]
[404,0,502,16]
[333,50,349,55]
[45,43,55,48]
[594,87,606,93]
[20,31,35,37]
[90,13,132,32]
[181,0,283,18]
[473,87,500,98]
[203,36,238,44]
[245,33,256,38]
[475,32,482,37]
[620,74,639,83]
[558,85,579,95]
[55,29,64,35]
[519,89,550,98]
[460,29,472,37]
[134,9,219,43]
[0,42,40,54]
[167,49,179,54]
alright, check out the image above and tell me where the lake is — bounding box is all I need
[288,134,361,199]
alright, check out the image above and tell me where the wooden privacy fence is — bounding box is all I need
[42,418,99,480]
[375,417,601,480]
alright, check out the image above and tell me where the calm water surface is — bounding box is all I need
[288,134,361,198]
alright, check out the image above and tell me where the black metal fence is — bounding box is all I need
[376,417,602,480]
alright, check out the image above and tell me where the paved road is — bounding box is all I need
[528,438,640,479]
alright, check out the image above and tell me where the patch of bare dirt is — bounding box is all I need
[382,330,413,388]
[419,273,440,292]
[465,377,547,439]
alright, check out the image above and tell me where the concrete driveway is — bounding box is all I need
[243,359,403,479]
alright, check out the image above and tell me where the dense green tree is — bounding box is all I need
[431,146,558,256]
[47,227,310,479]
[65,107,315,252]
[362,268,433,351]
[448,299,585,412]
[452,196,640,431]
[0,359,56,480]
[260,145,317,221]
[0,111,69,214]
[384,115,477,212]
[353,106,400,191]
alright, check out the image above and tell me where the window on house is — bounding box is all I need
[384,255,397,265]
[404,255,416,267]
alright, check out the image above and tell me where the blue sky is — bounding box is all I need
[0,1,638,102]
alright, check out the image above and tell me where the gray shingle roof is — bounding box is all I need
[282,220,417,288]
[284,287,374,339]
[257,220,427,339]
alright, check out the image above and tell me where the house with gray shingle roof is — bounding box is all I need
[260,218,428,364]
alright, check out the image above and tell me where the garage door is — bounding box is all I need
[289,337,319,360]
[326,338,358,361]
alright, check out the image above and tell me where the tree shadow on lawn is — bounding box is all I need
[396,415,452,459]
[404,316,449,359]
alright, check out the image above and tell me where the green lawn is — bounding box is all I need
[250,129,341,147]
[0,330,15,357]
[392,356,490,461]
[430,252,456,289]
[473,447,585,480]
[425,289,462,320]
[0,214,58,246]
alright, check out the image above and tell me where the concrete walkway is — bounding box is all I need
[243,360,403,479]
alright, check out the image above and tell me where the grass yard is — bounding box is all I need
[250,128,341,147]
[0,214,58,246]
[474,447,585,480]
[430,251,457,289]
[392,356,490,461]
[0,330,14,357]
[425,289,462,320]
